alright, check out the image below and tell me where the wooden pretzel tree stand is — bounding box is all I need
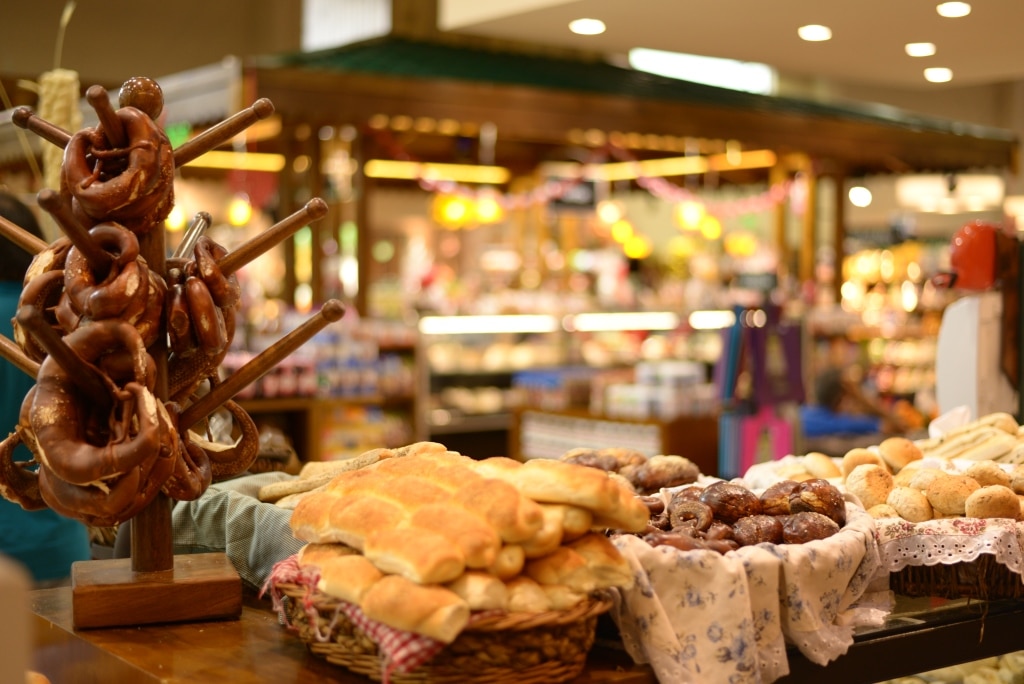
[2,80,342,629]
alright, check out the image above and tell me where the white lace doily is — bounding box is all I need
[611,503,890,684]
[874,516,1024,575]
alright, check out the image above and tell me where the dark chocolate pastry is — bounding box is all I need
[628,455,701,494]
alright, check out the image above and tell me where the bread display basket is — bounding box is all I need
[270,573,613,684]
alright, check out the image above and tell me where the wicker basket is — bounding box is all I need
[889,554,1024,600]
[277,583,613,684]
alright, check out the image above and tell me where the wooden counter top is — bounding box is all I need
[30,587,656,683]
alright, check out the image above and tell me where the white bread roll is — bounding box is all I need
[445,571,509,611]
[842,448,888,480]
[866,503,900,519]
[878,437,923,473]
[964,460,1012,488]
[926,474,980,516]
[886,486,933,522]
[298,544,383,605]
[362,527,466,584]
[488,544,525,580]
[406,503,502,569]
[965,485,1021,520]
[523,532,631,592]
[845,464,894,509]
[505,576,552,613]
[803,452,841,479]
[360,574,469,643]
[906,467,948,492]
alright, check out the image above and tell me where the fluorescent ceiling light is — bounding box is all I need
[418,315,559,335]
[184,150,286,172]
[905,42,936,57]
[566,312,680,332]
[797,24,832,42]
[936,2,971,18]
[688,310,737,330]
[569,18,606,35]
[364,159,510,184]
[924,67,953,83]
[629,48,776,95]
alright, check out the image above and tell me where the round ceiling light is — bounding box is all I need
[797,24,832,42]
[569,18,606,35]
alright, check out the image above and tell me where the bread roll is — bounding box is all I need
[965,485,1021,520]
[965,461,1012,489]
[542,583,586,610]
[291,494,408,547]
[505,576,552,613]
[523,532,632,592]
[844,464,894,509]
[362,527,466,584]
[803,452,842,479]
[521,504,569,559]
[360,574,470,643]
[407,503,502,569]
[298,544,383,604]
[886,486,933,522]
[1011,464,1024,495]
[842,448,888,479]
[472,457,649,532]
[907,467,948,492]
[488,544,525,580]
[445,570,509,611]
[866,503,900,519]
[926,474,980,516]
[878,437,923,473]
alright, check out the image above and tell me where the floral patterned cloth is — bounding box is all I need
[874,516,1024,575]
[610,502,891,683]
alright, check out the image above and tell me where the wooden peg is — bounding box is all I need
[12,107,71,149]
[86,85,128,149]
[0,214,48,255]
[0,333,40,378]
[37,189,113,278]
[179,299,345,431]
[173,98,276,167]
[15,306,111,412]
[218,198,328,276]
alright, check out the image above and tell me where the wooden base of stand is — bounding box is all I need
[70,552,242,629]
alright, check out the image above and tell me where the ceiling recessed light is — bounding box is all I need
[924,67,953,83]
[797,24,832,42]
[905,42,937,57]
[568,18,606,36]
[936,2,971,18]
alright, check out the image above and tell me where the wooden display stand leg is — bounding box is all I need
[70,495,242,630]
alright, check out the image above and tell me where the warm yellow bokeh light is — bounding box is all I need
[475,195,505,224]
[611,219,634,243]
[623,234,653,259]
[228,194,253,226]
[699,215,722,240]
[164,205,187,232]
[724,232,758,257]
[669,235,698,258]
[675,201,706,230]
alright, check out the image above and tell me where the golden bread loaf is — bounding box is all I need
[845,463,894,509]
[445,571,509,611]
[965,485,1021,520]
[298,543,383,604]
[360,574,469,643]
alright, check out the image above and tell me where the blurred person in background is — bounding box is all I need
[0,191,91,585]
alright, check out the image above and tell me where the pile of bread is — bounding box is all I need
[281,442,649,643]
[779,412,1024,524]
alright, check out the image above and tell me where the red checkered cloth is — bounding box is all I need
[262,555,445,681]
